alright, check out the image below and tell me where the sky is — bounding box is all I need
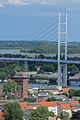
[0,0,80,41]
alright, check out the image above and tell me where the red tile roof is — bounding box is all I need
[19,102,27,107]
[36,99,46,102]
[35,66,41,68]
[0,112,5,120]
[18,102,27,110]
[70,100,79,104]
[62,88,71,92]
[60,104,71,109]
[40,102,57,107]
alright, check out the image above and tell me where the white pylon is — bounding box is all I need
[58,13,68,87]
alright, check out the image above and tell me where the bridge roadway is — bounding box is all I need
[0,58,80,64]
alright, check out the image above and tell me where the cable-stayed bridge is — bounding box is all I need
[0,13,80,87]
[0,58,80,65]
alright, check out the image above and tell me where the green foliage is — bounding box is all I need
[28,106,54,120]
[68,89,80,98]
[0,71,7,80]
[28,91,32,97]
[74,90,80,96]
[71,111,80,120]
[79,99,80,103]
[47,97,56,101]
[47,97,62,101]
[38,69,44,74]
[68,65,79,74]
[1,41,80,55]
[28,61,56,73]
[0,62,24,80]
[60,111,70,120]
[3,80,22,98]
[24,98,36,102]
[3,102,24,120]
[41,64,55,72]
[62,92,69,97]
[68,89,75,98]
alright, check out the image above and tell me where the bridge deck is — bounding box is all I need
[0,58,80,64]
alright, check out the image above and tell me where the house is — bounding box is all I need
[38,85,62,95]
[70,100,80,112]
[40,101,58,116]
[19,100,80,119]
[19,101,58,117]
[60,104,72,116]
[69,73,80,86]
[35,66,41,71]
[58,100,80,117]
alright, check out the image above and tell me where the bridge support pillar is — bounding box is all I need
[62,64,67,87]
[58,64,67,87]
[58,64,62,86]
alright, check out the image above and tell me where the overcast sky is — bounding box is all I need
[0,0,80,41]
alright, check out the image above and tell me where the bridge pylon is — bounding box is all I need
[58,13,68,87]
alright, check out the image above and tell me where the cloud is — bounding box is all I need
[0,0,30,7]
[7,0,30,5]
[40,0,80,5]
[0,0,80,7]
[0,3,4,7]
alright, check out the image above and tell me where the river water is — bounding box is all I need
[0,83,80,90]
[0,49,80,58]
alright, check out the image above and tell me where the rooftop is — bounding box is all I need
[40,101,57,107]
[39,85,58,90]
[0,112,5,120]
[27,102,41,105]
[62,88,71,92]
[18,102,27,107]
[13,72,28,79]
[60,104,71,109]
[70,100,79,105]
[70,73,80,80]
[57,101,70,104]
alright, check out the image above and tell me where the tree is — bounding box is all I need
[3,80,21,98]
[70,65,79,74]
[79,99,80,103]
[3,102,24,120]
[71,111,80,120]
[38,69,44,74]
[62,92,68,97]
[47,97,56,101]
[0,71,7,80]
[75,90,80,96]
[41,64,55,72]
[68,89,75,98]
[28,106,54,120]
[60,111,70,120]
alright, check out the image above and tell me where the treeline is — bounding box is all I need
[0,41,80,54]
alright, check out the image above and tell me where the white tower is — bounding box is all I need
[58,13,68,87]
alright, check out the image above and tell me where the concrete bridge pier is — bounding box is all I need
[58,64,67,87]
[62,64,67,87]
